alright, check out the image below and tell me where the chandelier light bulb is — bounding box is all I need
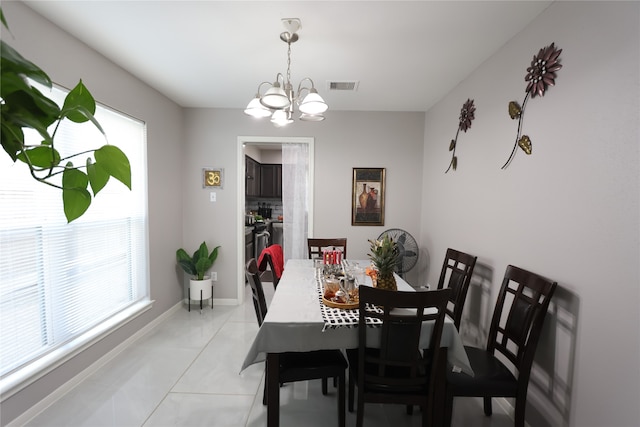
[299,90,328,115]
[244,96,272,118]
[261,82,290,109]
[270,109,293,127]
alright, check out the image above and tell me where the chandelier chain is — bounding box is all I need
[286,42,292,86]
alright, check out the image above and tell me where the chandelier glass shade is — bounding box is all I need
[244,18,328,126]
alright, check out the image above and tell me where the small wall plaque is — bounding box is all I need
[203,168,223,188]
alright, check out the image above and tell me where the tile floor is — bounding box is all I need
[24,284,515,427]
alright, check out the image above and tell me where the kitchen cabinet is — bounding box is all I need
[260,164,282,198]
[245,156,261,197]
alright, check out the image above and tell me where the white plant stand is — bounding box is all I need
[188,278,213,312]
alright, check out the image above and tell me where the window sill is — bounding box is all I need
[0,299,153,401]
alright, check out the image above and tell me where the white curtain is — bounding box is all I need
[282,143,309,262]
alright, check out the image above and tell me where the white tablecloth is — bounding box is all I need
[241,259,473,376]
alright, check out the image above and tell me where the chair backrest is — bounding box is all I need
[245,258,268,326]
[258,252,280,288]
[487,265,557,383]
[307,238,347,260]
[436,248,477,330]
[357,286,451,395]
[258,244,284,288]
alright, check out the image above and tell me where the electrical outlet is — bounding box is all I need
[211,271,217,281]
[210,192,216,202]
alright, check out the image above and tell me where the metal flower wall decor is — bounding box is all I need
[502,42,563,169]
[446,98,476,172]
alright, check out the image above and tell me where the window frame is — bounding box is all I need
[0,83,151,400]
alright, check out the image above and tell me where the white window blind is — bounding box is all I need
[0,84,148,381]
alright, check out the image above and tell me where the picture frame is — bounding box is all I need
[352,168,385,226]
[203,168,223,189]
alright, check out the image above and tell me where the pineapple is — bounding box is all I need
[368,235,399,291]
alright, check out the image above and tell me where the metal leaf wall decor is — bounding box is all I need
[446,98,476,173]
[502,42,563,169]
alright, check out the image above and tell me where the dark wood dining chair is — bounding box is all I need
[307,238,347,260]
[444,265,557,427]
[346,286,452,427]
[436,248,477,330]
[244,259,347,427]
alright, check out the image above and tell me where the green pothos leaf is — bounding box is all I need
[94,145,131,189]
[17,145,60,168]
[1,120,25,161]
[62,80,96,123]
[62,163,91,223]
[86,158,109,195]
[63,187,91,223]
[0,40,51,89]
[1,8,9,32]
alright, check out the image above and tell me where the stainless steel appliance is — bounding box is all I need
[253,223,270,260]
[271,222,283,247]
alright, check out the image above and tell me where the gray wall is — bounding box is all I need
[3,1,639,427]
[182,108,426,300]
[420,2,639,427]
[2,2,426,423]
[1,2,184,424]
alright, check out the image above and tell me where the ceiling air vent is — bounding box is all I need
[327,81,359,91]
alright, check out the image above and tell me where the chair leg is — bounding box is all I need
[262,367,268,405]
[266,354,280,427]
[348,371,355,412]
[514,398,526,427]
[356,394,365,427]
[444,390,454,427]
[338,372,345,427]
[421,404,429,427]
[322,377,328,395]
[483,397,493,416]
[262,382,267,405]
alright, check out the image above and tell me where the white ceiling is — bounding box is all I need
[24,1,552,112]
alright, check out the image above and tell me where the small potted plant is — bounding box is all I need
[176,241,221,311]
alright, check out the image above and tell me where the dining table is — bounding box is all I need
[241,259,473,427]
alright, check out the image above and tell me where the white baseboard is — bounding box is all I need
[494,397,532,427]
[184,297,238,306]
[213,298,239,306]
[6,301,183,427]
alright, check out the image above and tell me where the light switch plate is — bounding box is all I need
[210,192,216,202]
[211,272,217,281]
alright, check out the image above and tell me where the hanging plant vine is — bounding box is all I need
[0,7,132,223]
[446,98,475,173]
[502,42,563,169]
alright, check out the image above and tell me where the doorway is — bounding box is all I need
[236,136,314,303]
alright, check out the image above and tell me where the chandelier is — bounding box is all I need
[244,18,328,127]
